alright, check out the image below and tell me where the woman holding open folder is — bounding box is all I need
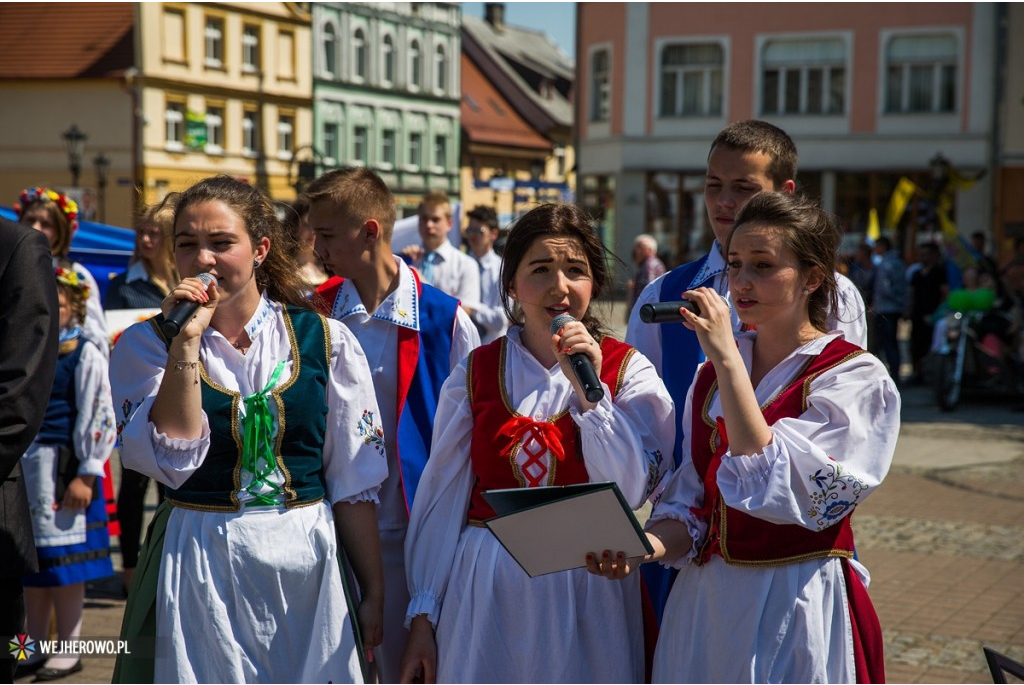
[587,193,899,684]
[399,203,675,684]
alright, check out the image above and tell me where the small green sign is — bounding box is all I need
[185,111,207,150]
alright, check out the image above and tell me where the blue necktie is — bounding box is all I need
[421,251,437,284]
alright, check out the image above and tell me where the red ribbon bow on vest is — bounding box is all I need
[498,415,566,463]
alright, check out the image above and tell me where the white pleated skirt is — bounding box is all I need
[436,525,644,684]
[154,501,363,684]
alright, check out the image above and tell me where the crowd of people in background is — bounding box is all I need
[2,116,1020,685]
[839,228,1024,392]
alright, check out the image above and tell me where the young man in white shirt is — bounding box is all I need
[404,192,481,307]
[462,205,509,344]
[305,168,480,684]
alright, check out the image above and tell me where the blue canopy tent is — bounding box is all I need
[1,206,134,301]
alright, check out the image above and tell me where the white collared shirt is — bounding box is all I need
[467,248,509,344]
[414,240,481,305]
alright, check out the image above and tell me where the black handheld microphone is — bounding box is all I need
[550,313,604,403]
[639,300,700,323]
[160,273,217,339]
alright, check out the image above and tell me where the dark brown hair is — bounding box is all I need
[500,203,613,339]
[467,205,499,230]
[303,166,397,241]
[709,120,798,188]
[729,192,839,332]
[173,176,310,309]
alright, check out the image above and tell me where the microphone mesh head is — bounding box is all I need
[549,313,576,335]
[196,273,218,288]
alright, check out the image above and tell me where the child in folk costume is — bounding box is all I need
[21,267,117,681]
[399,203,675,684]
[110,176,387,683]
[589,192,899,683]
[16,187,109,356]
[306,166,480,684]
[17,186,120,540]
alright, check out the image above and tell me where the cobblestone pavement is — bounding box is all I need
[14,362,1024,684]
[855,383,1024,684]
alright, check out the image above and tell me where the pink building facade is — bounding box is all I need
[576,3,999,269]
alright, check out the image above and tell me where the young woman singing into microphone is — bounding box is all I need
[110,176,387,683]
[588,192,899,683]
[399,203,675,684]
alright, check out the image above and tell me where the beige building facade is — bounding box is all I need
[137,2,313,206]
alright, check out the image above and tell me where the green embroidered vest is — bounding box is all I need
[155,306,332,511]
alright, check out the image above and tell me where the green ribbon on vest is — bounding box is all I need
[240,359,286,506]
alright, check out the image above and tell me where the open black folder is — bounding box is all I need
[482,482,653,578]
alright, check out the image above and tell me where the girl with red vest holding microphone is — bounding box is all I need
[589,192,899,683]
[400,203,675,684]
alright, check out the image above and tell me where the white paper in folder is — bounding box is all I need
[483,482,653,578]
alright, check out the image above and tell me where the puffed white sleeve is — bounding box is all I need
[568,348,675,508]
[404,358,475,628]
[449,306,481,370]
[625,276,666,376]
[717,354,899,531]
[646,366,709,568]
[321,319,389,505]
[72,339,117,476]
[108,320,211,488]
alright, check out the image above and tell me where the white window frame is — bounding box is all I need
[435,43,447,94]
[242,24,260,74]
[165,101,185,151]
[322,22,337,78]
[242,109,259,157]
[204,16,224,69]
[382,34,395,85]
[323,121,339,164]
[590,47,611,122]
[433,134,447,172]
[883,32,959,114]
[353,27,367,82]
[759,37,846,116]
[353,125,368,163]
[408,131,423,169]
[205,105,224,155]
[381,129,396,168]
[409,39,422,91]
[658,41,725,118]
[277,114,294,161]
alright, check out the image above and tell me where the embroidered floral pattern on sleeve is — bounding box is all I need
[358,409,386,456]
[807,457,868,530]
[644,449,664,500]
[115,398,140,448]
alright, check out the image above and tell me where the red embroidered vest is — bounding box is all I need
[465,336,635,522]
[690,337,866,565]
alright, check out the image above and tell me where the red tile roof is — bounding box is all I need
[461,52,550,152]
[0,2,134,79]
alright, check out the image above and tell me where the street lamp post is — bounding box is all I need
[62,124,87,187]
[94,152,110,224]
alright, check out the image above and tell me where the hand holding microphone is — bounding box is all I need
[550,313,604,404]
[638,294,731,323]
[161,273,218,339]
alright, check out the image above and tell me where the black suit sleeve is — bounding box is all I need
[0,219,59,480]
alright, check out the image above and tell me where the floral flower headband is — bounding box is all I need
[55,266,91,300]
[15,186,79,233]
